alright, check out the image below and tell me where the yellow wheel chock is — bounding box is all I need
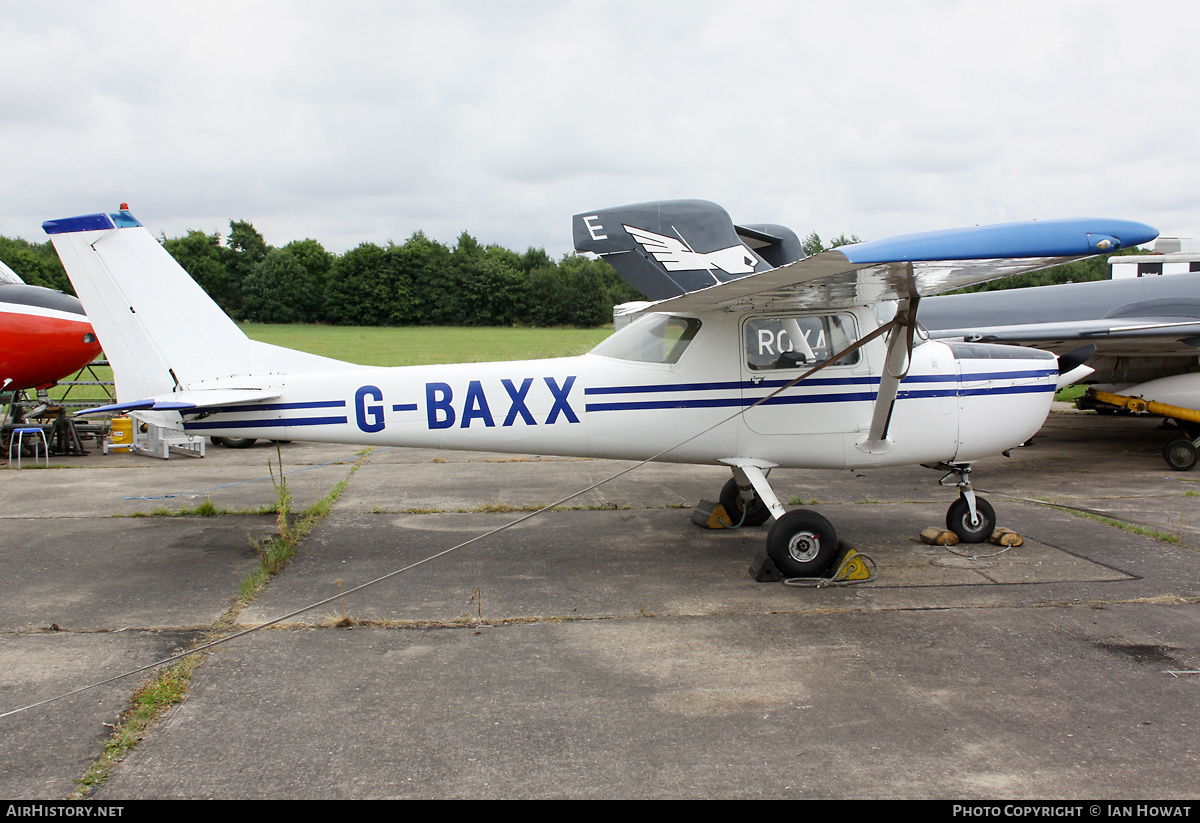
[691,500,736,529]
[832,547,873,581]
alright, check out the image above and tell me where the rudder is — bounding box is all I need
[45,208,352,405]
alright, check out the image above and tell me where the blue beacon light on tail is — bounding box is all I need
[43,206,144,235]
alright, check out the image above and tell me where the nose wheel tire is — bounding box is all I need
[766,509,838,577]
[719,478,771,527]
[945,496,996,543]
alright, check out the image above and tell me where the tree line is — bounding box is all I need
[0,223,1148,327]
[161,221,645,327]
[0,221,644,328]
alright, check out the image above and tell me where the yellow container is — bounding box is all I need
[109,417,133,452]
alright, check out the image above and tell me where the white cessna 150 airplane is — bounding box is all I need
[46,202,1157,578]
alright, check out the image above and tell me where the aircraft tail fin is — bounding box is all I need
[44,209,353,405]
[572,199,803,301]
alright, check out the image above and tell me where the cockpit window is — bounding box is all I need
[744,314,859,371]
[591,314,702,364]
[0,261,24,285]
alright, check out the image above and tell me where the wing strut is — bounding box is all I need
[859,295,920,454]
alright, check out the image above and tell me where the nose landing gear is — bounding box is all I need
[934,462,996,543]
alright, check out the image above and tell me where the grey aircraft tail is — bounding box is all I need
[572,199,803,300]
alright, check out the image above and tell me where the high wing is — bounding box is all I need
[644,218,1160,313]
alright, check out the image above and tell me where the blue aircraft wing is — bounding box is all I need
[644,218,1159,312]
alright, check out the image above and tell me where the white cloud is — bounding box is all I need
[1,0,1197,256]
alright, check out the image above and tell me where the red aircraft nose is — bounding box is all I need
[0,285,104,392]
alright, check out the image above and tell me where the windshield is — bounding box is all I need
[590,314,701,364]
[0,260,24,285]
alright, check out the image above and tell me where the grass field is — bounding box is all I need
[30,324,616,407]
[240,323,614,366]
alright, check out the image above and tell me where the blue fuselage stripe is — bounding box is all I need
[584,370,1056,397]
[583,379,1054,413]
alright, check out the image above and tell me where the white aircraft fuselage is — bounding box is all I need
[48,204,1152,575]
[171,308,1057,470]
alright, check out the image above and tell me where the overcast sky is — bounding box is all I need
[2,0,1197,259]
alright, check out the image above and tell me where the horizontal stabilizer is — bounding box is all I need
[733,223,805,269]
[573,200,777,300]
[76,388,282,416]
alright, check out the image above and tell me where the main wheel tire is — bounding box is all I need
[766,509,839,577]
[945,496,996,543]
[718,478,771,527]
[1162,437,1198,471]
[220,437,257,449]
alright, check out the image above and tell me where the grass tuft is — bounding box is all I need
[72,649,208,797]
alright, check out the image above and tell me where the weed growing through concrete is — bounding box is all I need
[75,450,359,795]
[72,644,209,798]
[239,453,354,600]
[323,578,353,628]
[1037,497,1184,545]
[120,499,277,517]
[269,445,297,544]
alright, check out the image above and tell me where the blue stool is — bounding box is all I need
[8,426,49,469]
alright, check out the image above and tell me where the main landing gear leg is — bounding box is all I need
[718,468,774,527]
[718,461,841,578]
[936,462,996,543]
